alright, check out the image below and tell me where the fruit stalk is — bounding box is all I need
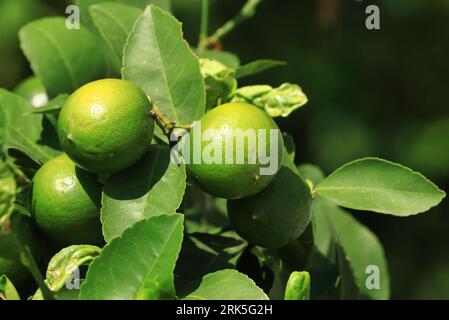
[150,106,193,137]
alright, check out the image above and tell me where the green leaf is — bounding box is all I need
[123,6,205,128]
[0,275,20,300]
[175,231,247,293]
[31,93,68,114]
[181,269,268,300]
[200,58,237,109]
[19,17,107,97]
[312,197,390,299]
[80,214,184,300]
[198,50,241,68]
[284,271,310,300]
[282,132,295,163]
[45,245,101,292]
[236,59,286,79]
[297,164,325,187]
[0,162,15,224]
[0,89,61,164]
[310,199,335,260]
[183,186,229,234]
[232,83,308,117]
[0,106,5,148]
[13,76,48,108]
[76,0,172,30]
[331,208,390,299]
[30,245,100,300]
[316,157,446,216]
[101,145,186,242]
[89,3,142,73]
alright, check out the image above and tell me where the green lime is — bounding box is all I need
[58,79,154,173]
[186,103,283,199]
[30,154,103,246]
[13,76,48,108]
[227,165,312,248]
[0,213,47,289]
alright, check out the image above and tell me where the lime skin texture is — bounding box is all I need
[0,214,47,289]
[227,165,312,249]
[30,154,103,246]
[58,79,154,174]
[186,102,284,199]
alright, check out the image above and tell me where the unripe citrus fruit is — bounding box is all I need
[186,103,283,199]
[13,76,48,108]
[58,79,154,173]
[0,214,47,288]
[30,154,103,246]
[227,165,312,248]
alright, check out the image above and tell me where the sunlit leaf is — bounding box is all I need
[316,158,446,216]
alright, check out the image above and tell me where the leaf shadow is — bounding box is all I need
[174,233,247,298]
[75,166,102,209]
[37,115,62,151]
[103,146,170,200]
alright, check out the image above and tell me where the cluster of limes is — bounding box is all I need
[2,78,311,289]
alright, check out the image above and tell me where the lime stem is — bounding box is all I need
[150,106,193,138]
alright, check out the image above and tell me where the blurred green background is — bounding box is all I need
[1,0,448,299]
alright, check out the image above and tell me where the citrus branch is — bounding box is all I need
[197,0,210,52]
[210,0,262,42]
[150,106,193,138]
[197,0,263,52]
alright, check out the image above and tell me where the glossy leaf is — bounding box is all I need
[182,269,268,300]
[297,164,325,187]
[123,6,205,127]
[0,89,61,164]
[80,214,184,300]
[284,271,310,300]
[0,275,20,300]
[332,207,390,299]
[101,146,186,242]
[76,0,171,30]
[312,197,390,299]
[236,59,286,78]
[89,3,142,72]
[316,158,446,216]
[19,17,107,97]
